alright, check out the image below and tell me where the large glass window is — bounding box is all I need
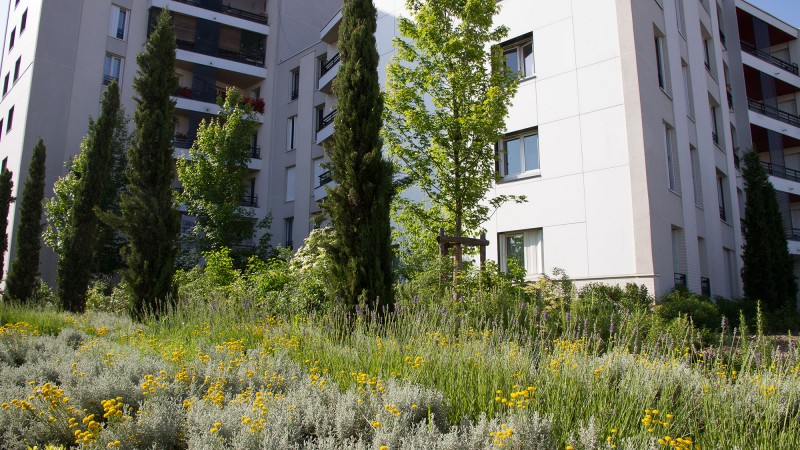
[501,131,539,179]
[499,229,543,277]
[503,35,534,78]
[103,54,123,85]
[108,6,129,40]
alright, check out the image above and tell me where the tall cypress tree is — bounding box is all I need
[5,139,46,302]
[57,81,121,312]
[0,169,14,281]
[101,9,179,319]
[741,151,797,311]
[321,0,394,310]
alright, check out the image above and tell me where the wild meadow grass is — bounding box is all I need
[0,280,798,449]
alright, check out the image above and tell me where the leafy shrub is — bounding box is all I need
[656,289,721,331]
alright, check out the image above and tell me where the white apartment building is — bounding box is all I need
[0,0,797,303]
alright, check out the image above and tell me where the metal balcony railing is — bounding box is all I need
[172,0,268,25]
[320,53,340,77]
[249,145,261,160]
[748,98,800,128]
[173,135,192,148]
[317,109,337,132]
[102,75,118,86]
[761,161,800,184]
[318,170,332,187]
[791,228,800,241]
[241,194,259,208]
[740,41,799,76]
[719,205,727,222]
[290,89,299,100]
[674,272,687,287]
[175,38,265,67]
[712,131,719,146]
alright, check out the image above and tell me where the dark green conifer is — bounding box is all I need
[741,151,797,310]
[57,82,121,312]
[0,169,14,281]
[5,139,46,302]
[321,0,394,310]
[101,9,179,320]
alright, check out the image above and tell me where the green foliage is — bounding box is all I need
[176,88,259,258]
[54,82,122,312]
[0,168,14,280]
[85,278,129,314]
[5,139,46,303]
[321,0,394,310]
[657,289,722,332]
[99,9,179,320]
[384,0,522,270]
[741,151,797,312]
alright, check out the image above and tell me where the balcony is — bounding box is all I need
[318,53,340,94]
[173,133,193,149]
[168,0,268,25]
[748,98,800,128]
[249,145,261,160]
[316,109,336,144]
[241,194,259,208]
[175,38,265,68]
[314,170,334,201]
[741,41,799,76]
[762,161,800,183]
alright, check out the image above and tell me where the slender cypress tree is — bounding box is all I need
[741,151,797,311]
[0,169,14,281]
[320,0,394,310]
[5,139,46,302]
[57,82,121,312]
[101,9,179,320]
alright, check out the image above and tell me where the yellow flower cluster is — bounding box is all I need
[0,321,39,337]
[74,413,101,445]
[642,409,698,449]
[141,372,170,395]
[494,385,536,410]
[351,372,385,395]
[489,423,513,447]
[404,355,424,369]
[101,397,127,420]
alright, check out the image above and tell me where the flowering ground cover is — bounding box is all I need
[0,298,797,449]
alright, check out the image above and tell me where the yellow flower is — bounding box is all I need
[380,447,389,450]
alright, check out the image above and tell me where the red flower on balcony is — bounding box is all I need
[242,97,265,114]
[175,86,193,98]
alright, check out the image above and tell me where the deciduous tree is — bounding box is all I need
[383,0,521,279]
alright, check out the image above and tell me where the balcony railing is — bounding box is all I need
[761,160,800,184]
[674,272,687,287]
[318,170,332,187]
[791,228,800,241]
[172,0,268,25]
[719,205,726,222]
[740,41,799,76]
[175,38,265,67]
[173,134,192,148]
[700,277,711,297]
[712,131,719,146]
[241,194,259,208]
[320,53,340,77]
[249,145,261,159]
[727,91,733,110]
[290,88,298,100]
[748,98,800,128]
[317,109,337,132]
[102,75,119,86]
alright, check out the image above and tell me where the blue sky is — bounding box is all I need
[748,0,800,28]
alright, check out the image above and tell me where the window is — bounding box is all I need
[690,146,702,207]
[500,130,539,179]
[8,28,15,51]
[682,63,694,119]
[710,106,719,146]
[315,105,326,131]
[498,229,543,276]
[20,10,27,33]
[287,116,296,150]
[286,166,296,202]
[2,74,8,96]
[717,173,728,221]
[0,121,3,141]
[698,237,710,296]
[672,227,686,287]
[108,6,129,40]
[675,0,686,37]
[502,34,534,78]
[664,125,679,192]
[655,35,667,91]
[290,69,299,100]
[284,217,294,249]
[103,54,123,85]
[13,58,20,81]
[703,39,712,71]
[6,107,13,133]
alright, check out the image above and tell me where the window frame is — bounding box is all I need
[20,9,27,34]
[6,106,14,133]
[501,33,534,79]
[498,228,543,277]
[655,35,666,91]
[287,115,297,150]
[2,74,8,96]
[499,129,540,180]
[8,28,15,51]
[109,5,129,41]
[103,54,124,86]
[290,69,299,101]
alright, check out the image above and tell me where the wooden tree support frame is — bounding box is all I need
[437,227,489,271]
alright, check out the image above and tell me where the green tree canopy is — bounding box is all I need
[383,0,521,275]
